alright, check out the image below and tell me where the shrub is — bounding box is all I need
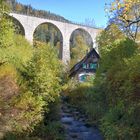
[66,38,140,139]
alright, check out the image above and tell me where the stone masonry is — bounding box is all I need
[10,13,101,63]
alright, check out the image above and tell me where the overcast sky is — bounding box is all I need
[17,0,112,28]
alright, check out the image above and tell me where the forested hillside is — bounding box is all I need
[6,0,70,22]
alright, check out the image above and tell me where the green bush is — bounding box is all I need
[66,38,140,139]
[16,43,63,138]
[0,3,64,138]
[0,35,34,138]
[0,41,64,139]
[67,81,107,124]
[22,43,62,102]
[0,35,33,70]
[0,16,14,48]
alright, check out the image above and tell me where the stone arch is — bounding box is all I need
[70,28,93,48]
[69,28,93,59]
[9,16,25,36]
[9,13,101,63]
[33,22,63,59]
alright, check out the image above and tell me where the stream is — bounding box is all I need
[60,102,104,140]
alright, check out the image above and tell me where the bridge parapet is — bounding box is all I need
[11,11,102,29]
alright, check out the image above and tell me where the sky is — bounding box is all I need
[17,0,111,28]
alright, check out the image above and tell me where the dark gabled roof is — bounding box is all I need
[69,48,100,77]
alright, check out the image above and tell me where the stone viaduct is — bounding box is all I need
[10,13,101,63]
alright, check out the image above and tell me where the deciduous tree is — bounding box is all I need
[70,35,88,66]
[106,0,140,41]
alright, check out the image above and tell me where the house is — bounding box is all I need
[69,48,100,82]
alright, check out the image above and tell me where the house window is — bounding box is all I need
[79,75,87,82]
[78,73,95,82]
[90,63,97,69]
[82,63,87,69]
[83,63,97,69]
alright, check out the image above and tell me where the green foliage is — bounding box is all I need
[106,0,140,41]
[0,16,14,48]
[7,0,69,22]
[96,39,140,139]
[0,42,63,138]
[30,98,65,140]
[96,37,139,138]
[0,4,64,139]
[70,35,89,66]
[0,35,33,69]
[0,36,36,138]
[23,43,62,101]
[10,17,25,35]
[0,31,62,140]
[45,121,65,140]
[0,0,14,48]
[0,0,9,16]
[98,38,137,73]
[66,36,140,139]
[33,24,62,58]
[96,24,125,54]
[12,43,63,139]
[66,81,107,124]
[13,91,45,132]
